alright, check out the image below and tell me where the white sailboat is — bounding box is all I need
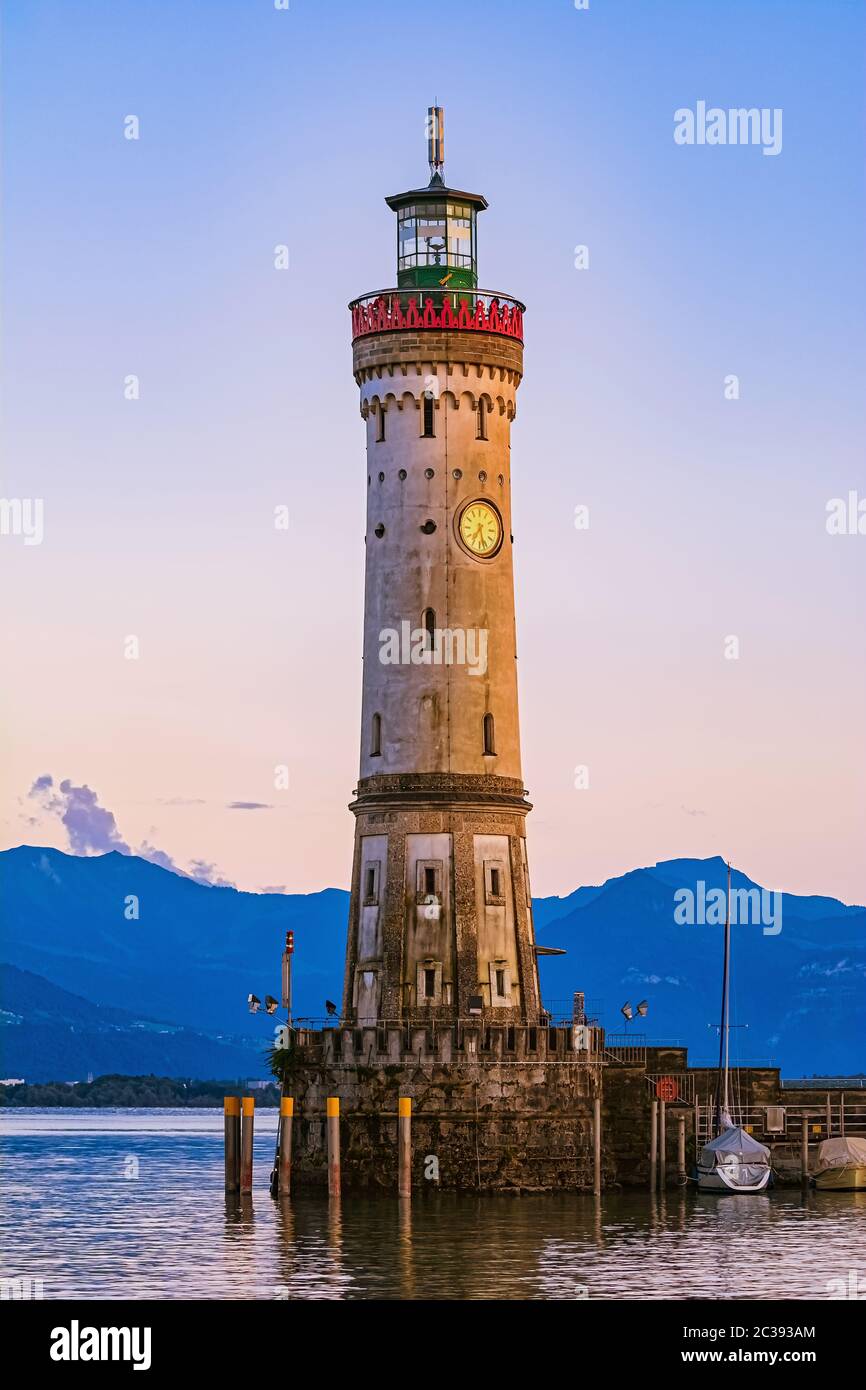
[696,862,771,1193]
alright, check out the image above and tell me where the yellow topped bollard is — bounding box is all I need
[224,1097,240,1192]
[278,1096,294,1197]
[327,1097,341,1198]
[240,1096,255,1194]
[398,1096,412,1198]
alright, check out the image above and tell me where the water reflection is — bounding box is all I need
[1,1111,863,1300]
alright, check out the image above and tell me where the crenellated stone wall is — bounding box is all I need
[287,1024,604,1192]
[283,1031,865,1192]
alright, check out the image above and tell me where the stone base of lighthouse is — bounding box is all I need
[277,769,608,1194]
[285,1027,604,1192]
[341,774,543,1027]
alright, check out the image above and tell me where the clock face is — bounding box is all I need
[458,500,502,558]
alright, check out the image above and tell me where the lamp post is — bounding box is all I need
[246,930,297,1198]
[281,931,294,1024]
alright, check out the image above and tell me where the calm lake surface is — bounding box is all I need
[1,1109,863,1300]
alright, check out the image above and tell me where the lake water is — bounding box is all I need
[1,1109,863,1300]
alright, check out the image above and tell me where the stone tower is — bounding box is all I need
[342,110,542,1028]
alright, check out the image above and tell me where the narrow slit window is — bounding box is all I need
[495,968,506,998]
[365,867,377,900]
[476,398,488,440]
[424,968,436,999]
[483,712,496,755]
[370,712,382,757]
[424,866,437,898]
[423,607,436,653]
[422,394,435,437]
[376,408,385,442]
[490,867,501,897]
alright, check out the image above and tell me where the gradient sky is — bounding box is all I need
[2,0,864,902]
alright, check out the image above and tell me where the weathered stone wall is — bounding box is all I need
[603,1056,866,1187]
[600,1065,661,1188]
[352,329,523,380]
[285,1034,865,1193]
[289,1047,601,1193]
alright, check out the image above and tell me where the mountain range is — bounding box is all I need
[0,964,266,1083]
[0,845,863,1081]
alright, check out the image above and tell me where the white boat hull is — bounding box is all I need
[697,1164,771,1193]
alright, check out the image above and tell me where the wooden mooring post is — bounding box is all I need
[677,1113,686,1183]
[224,1096,240,1192]
[659,1099,667,1191]
[240,1096,255,1194]
[398,1096,412,1198]
[327,1096,341,1198]
[650,1098,658,1190]
[593,1095,602,1195]
[801,1117,810,1186]
[278,1096,293,1197]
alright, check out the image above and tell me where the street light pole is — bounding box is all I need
[270,930,295,1198]
[281,930,294,1025]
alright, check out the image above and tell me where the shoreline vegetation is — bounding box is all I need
[0,1074,283,1108]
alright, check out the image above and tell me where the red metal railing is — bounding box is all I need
[349,287,525,343]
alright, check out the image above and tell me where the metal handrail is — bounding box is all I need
[349,285,526,312]
[292,1015,597,1032]
[782,1077,866,1090]
[694,1100,866,1144]
[686,1058,778,1068]
[606,1035,685,1048]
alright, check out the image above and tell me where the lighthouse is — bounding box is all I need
[284,113,602,1193]
[342,109,542,1028]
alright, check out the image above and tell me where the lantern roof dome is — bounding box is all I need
[385,176,488,214]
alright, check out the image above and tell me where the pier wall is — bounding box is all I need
[602,1048,866,1187]
[287,1025,602,1192]
[283,1031,865,1191]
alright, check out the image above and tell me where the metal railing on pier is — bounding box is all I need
[603,1034,686,1065]
[782,1077,866,1090]
[693,1100,866,1145]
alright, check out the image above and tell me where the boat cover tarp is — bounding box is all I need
[699,1126,771,1185]
[814,1136,866,1174]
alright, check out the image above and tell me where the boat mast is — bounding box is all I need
[715,861,732,1129]
[724,860,731,1117]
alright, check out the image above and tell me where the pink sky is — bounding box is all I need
[2,0,864,903]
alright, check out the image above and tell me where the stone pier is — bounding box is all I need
[286,1021,604,1192]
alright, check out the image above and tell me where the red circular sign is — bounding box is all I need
[655,1076,678,1102]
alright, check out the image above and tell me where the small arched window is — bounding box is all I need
[422,394,435,437]
[376,406,385,442]
[483,712,496,756]
[370,713,382,757]
[476,398,488,441]
[422,607,436,653]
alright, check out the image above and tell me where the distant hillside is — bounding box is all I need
[0,846,345,1031]
[533,858,865,1075]
[0,1073,282,1107]
[0,964,270,1083]
[1,846,863,1079]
